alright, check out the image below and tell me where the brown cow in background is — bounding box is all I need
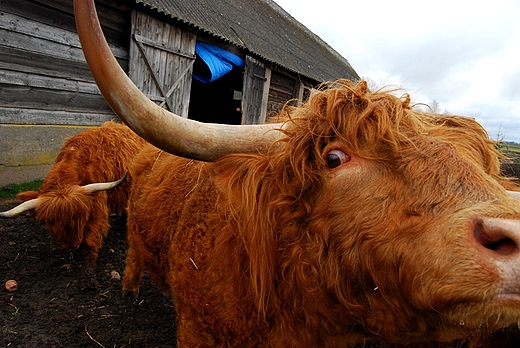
[0,121,146,287]
[75,0,520,346]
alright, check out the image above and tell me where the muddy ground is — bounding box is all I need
[1,163,520,348]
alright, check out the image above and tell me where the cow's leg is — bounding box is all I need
[74,244,99,290]
[78,207,109,290]
[122,236,145,300]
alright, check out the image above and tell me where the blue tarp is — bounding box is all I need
[193,42,245,83]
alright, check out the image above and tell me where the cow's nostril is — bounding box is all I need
[473,218,520,256]
[482,238,517,255]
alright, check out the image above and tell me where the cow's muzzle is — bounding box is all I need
[473,217,520,295]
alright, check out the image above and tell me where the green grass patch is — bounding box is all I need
[0,179,43,198]
[501,143,520,153]
[499,143,520,165]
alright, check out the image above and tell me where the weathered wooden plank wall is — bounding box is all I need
[0,0,129,126]
[267,70,305,116]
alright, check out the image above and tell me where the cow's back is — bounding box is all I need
[44,121,146,215]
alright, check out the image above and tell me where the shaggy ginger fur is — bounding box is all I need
[16,121,147,281]
[123,80,520,347]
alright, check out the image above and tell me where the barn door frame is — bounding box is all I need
[129,11,196,117]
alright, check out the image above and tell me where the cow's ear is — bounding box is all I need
[17,190,40,203]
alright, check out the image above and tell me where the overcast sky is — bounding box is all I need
[274,0,520,143]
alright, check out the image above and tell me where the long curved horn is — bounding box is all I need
[74,0,283,161]
[82,172,127,193]
[0,174,127,218]
[0,199,39,218]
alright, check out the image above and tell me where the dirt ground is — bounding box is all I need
[1,163,520,348]
[0,206,177,347]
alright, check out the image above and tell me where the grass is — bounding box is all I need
[503,144,520,153]
[499,143,520,165]
[0,179,43,198]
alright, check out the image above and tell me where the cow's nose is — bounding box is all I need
[473,218,520,256]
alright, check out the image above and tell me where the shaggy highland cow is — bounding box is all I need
[75,0,520,346]
[1,121,146,286]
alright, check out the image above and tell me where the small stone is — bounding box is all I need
[110,270,121,280]
[5,280,18,292]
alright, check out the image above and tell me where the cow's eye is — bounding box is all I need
[326,149,350,168]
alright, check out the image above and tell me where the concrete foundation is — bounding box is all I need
[0,164,52,186]
[0,124,92,187]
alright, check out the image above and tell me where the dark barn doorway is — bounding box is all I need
[188,66,243,125]
[187,43,244,125]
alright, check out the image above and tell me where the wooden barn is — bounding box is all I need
[0,0,359,186]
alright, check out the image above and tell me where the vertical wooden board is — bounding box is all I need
[242,55,267,125]
[293,80,304,106]
[128,11,143,92]
[260,68,272,121]
[143,14,155,96]
[167,27,195,117]
[176,30,196,117]
[167,24,180,110]
[150,15,163,99]
[164,23,176,107]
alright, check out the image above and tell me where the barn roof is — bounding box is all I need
[134,0,359,83]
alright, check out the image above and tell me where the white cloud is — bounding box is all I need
[275,0,520,142]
